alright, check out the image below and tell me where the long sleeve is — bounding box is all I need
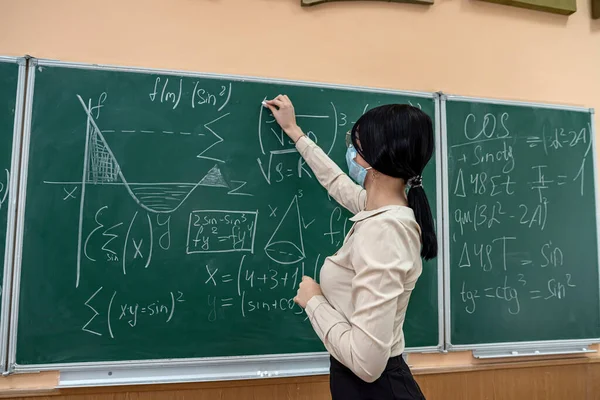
[295,136,366,214]
[305,218,415,383]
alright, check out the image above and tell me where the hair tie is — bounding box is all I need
[407,175,423,188]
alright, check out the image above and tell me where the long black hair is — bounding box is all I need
[350,104,437,260]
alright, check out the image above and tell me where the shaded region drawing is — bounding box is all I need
[76,95,231,214]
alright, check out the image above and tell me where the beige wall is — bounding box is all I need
[0,0,599,390]
[1,0,599,108]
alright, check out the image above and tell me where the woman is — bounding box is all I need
[265,95,435,400]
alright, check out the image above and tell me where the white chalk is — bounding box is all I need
[261,100,268,107]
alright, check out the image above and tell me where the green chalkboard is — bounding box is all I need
[13,60,440,367]
[0,57,24,370]
[444,96,600,348]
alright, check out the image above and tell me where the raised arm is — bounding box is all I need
[265,95,366,214]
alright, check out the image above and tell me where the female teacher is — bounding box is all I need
[265,95,436,400]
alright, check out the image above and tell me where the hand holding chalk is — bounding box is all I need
[263,95,304,143]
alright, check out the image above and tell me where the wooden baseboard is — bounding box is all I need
[412,353,600,375]
[1,356,599,398]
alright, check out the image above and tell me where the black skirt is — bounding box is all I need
[329,355,426,400]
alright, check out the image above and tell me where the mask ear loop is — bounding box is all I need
[348,127,366,159]
[364,167,375,187]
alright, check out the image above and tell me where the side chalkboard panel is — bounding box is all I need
[0,57,25,371]
[11,59,441,374]
[443,95,600,350]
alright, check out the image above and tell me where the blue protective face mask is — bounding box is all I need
[346,145,372,187]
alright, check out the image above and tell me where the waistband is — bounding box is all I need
[330,354,407,372]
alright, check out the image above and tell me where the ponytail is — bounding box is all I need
[407,186,437,261]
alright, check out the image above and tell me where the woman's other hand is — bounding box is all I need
[294,276,322,308]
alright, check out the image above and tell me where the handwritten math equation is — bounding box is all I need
[82,288,185,338]
[78,195,346,337]
[450,109,592,317]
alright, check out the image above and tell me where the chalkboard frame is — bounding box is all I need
[8,58,443,385]
[441,94,600,354]
[0,56,26,373]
